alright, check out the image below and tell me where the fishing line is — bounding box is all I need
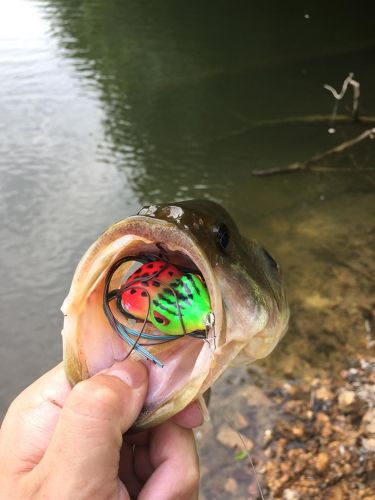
[103,254,214,367]
[237,432,265,500]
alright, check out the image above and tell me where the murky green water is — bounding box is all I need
[1,0,374,444]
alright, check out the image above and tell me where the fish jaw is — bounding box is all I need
[61,216,225,429]
[61,204,289,430]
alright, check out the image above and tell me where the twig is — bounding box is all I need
[250,114,375,127]
[203,114,375,145]
[324,73,360,123]
[252,127,375,177]
[295,166,372,173]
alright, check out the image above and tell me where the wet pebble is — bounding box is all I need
[216,425,253,450]
[337,389,356,410]
[361,408,375,435]
[262,357,375,498]
[362,437,375,453]
[315,451,329,473]
[315,385,333,401]
[282,488,300,500]
[224,477,238,494]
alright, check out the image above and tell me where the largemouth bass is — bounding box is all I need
[62,200,289,430]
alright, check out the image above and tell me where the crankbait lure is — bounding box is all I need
[121,261,211,335]
[103,255,214,367]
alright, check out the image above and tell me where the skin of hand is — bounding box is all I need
[0,360,202,500]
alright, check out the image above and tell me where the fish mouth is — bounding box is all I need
[62,215,223,429]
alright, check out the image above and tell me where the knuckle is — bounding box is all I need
[68,377,124,418]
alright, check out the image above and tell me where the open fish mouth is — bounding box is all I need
[62,200,289,430]
[62,216,224,429]
[103,248,217,366]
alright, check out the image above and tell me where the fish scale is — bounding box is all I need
[121,260,211,335]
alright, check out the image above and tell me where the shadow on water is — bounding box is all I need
[1,0,375,496]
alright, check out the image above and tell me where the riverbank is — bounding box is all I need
[198,355,375,499]
[263,357,375,499]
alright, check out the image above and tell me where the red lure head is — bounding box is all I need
[121,260,182,321]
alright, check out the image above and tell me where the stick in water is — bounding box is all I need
[252,127,375,177]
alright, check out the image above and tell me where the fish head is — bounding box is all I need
[62,200,289,430]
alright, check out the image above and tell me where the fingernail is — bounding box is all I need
[105,360,148,389]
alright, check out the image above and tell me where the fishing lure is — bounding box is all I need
[121,260,211,335]
[103,255,215,367]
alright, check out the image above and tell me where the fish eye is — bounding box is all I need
[263,248,279,272]
[214,223,230,251]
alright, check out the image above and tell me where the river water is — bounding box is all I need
[1,0,374,435]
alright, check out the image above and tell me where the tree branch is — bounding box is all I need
[252,127,375,177]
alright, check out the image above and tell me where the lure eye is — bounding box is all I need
[263,248,279,272]
[214,223,230,251]
[153,311,170,326]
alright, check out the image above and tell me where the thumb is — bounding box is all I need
[37,359,148,497]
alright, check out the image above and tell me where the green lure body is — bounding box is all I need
[121,261,211,335]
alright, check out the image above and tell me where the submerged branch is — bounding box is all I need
[249,114,375,128]
[205,114,375,145]
[252,127,375,177]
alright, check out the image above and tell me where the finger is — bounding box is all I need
[36,359,148,496]
[139,421,199,500]
[118,441,142,498]
[123,429,149,446]
[171,400,203,428]
[119,428,149,490]
[133,445,154,483]
[0,363,71,474]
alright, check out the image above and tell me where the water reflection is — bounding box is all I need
[44,0,375,208]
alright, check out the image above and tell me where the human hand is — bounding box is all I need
[0,360,201,499]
